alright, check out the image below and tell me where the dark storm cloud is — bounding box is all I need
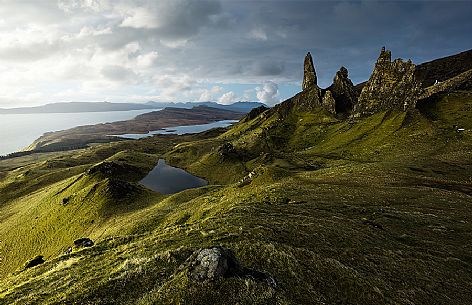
[200,0,472,86]
[0,0,471,106]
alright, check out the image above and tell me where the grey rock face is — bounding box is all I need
[322,90,336,114]
[328,66,357,113]
[243,105,269,122]
[355,47,421,116]
[302,52,317,90]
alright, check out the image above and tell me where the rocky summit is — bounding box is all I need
[296,47,472,118]
[355,47,421,116]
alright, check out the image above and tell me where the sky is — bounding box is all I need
[0,0,471,108]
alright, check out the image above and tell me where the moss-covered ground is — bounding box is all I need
[0,91,471,304]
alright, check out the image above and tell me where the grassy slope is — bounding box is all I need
[0,91,471,304]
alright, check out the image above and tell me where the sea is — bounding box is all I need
[0,109,156,156]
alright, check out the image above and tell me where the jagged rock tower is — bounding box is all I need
[302,52,317,90]
[327,66,357,113]
[354,47,421,116]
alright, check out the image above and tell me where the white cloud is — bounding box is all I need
[218,91,238,105]
[120,6,159,29]
[256,81,279,105]
[136,51,159,68]
[249,28,268,41]
[199,86,224,101]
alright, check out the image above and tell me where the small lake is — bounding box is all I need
[140,159,208,194]
[115,120,238,139]
[0,109,158,156]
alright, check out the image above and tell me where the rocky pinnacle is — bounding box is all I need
[302,52,317,90]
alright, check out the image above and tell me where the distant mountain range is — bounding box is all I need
[0,101,267,114]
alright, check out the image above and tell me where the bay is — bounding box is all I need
[116,120,238,139]
[0,109,156,156]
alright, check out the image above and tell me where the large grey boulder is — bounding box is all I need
[190,246,241,281]
[188,246,276,287]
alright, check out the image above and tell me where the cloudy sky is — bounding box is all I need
[0,0,471,108]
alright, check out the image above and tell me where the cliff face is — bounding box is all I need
[280,48,470,119]
[302,52,318,90]
[354,47,421,116]
[328,66,357,113]
[415,49,472,87]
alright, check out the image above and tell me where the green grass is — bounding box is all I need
[0,91,471,304]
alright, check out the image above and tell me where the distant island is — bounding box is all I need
[0,101,266,114]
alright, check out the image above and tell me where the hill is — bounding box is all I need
[20,106,244,153]
[0,48,471,305]
[0,101,266,114]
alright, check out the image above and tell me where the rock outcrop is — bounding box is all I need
[242,105,269,122]
[418,68,472,100]
[328,66,357,113]
[302,52,318,90]
[415,49,472,87]
[354,47,422,116]
[321,90,336,114]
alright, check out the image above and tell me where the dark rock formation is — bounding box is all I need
[328,66,357,113]
[418,68,472,100]
[243,105,269,122]
[188,246,276,287]
[87,161,138,177]
[415,49,472,87]
[355,47,422,116]
[24,255,45,269]
[218,142,237,159]
[302,52,317,90]
[321,90,336,114]
[74,238,94,248]
[106,179,138,199]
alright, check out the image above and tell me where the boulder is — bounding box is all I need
[302,52,318,90]
[190,246,241,281]
[188,246,276,287]
[74,237,94,248]
[24,255,45,269]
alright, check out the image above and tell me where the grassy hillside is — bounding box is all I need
[0,91,471,304]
